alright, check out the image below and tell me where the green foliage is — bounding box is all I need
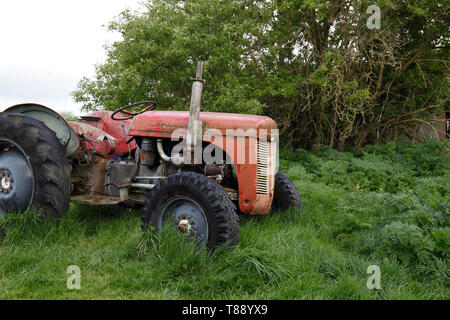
[59,112,79,122]
[282,139,449,284]
[378,222,435,264]
[73,0,449,150]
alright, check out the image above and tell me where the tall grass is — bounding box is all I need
[0,140,448,299]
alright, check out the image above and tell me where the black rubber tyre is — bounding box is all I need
[271,172,302,214]
[0,113,72,219]
[119,200,143,210]
[142,172,240,249]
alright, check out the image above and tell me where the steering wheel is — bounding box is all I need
[111,100,157,121]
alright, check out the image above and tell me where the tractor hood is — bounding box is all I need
[127,111,277,138]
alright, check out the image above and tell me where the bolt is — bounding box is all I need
[189,220,195,225]
[178,223,187,233]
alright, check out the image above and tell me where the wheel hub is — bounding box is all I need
[0,146,34,215]
[158,196,209,244]
[0,171,13,193]
[175,214,197,236]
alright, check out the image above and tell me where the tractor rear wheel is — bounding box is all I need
[142,172,240,249]
[271,172,302,214]
[0,113,72,219]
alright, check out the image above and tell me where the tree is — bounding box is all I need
[73,0,449,150]
[73,0,268,115]
[60,111,79,122]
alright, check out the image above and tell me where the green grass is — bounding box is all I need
[0,140,448,299]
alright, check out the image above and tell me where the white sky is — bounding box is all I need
[0,0,142,115]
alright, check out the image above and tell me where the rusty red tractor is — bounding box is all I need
[0,62,301,249]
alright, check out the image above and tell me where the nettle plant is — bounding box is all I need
[281,139,449,282]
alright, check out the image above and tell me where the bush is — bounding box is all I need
[378,222,434,264]
[283,139,449,283]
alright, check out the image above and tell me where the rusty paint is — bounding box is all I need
[71,154,109,196]
[139,150,154,165]
[70,195,121,206]
[127,111,276,138]
[69,112,137,157]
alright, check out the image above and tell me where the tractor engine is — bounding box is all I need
[68,118,236,207]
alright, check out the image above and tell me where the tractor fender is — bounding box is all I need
[2,103,80,157]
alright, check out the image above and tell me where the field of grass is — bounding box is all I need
[0,140,448,299]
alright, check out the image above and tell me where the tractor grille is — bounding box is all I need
[256,136,278,194]
[271,135,279,175]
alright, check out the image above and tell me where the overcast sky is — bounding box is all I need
[0,0,142,115]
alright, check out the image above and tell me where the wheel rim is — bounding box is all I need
[0,140,34,216]
[158,196,209,244]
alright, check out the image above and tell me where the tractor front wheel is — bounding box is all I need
[271,172,302,214]
[142,172,240,249]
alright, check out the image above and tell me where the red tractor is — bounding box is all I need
[0,63,301,249]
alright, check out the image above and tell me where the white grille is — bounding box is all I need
[257,139,270,194]
[271,135,279,176]
[256,138,278,194]
[256,134,279,194]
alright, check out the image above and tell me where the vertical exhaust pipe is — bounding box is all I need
[187,61,204,156]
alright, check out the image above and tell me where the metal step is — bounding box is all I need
[70,195,122,206]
